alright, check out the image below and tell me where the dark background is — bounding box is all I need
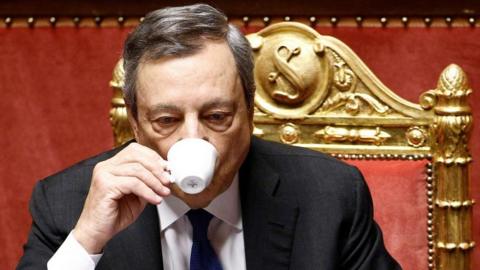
[0,0,479,16]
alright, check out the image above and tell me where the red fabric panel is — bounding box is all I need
[347,160,428,270]
[0,27,130,268]
[1,26,479,269]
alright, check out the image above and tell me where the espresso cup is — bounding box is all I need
[166,138,218,194]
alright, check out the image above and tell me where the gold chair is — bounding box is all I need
[108,22,475,270]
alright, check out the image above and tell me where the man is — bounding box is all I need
[18,4,401,270]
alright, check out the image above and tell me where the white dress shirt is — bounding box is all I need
[47,174,246,270]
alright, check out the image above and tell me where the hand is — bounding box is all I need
[73,143,171,254]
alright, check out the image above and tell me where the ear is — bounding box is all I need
[126,105,140,141]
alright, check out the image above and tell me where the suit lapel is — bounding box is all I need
[98,204,163,270]
[240,139,299,270]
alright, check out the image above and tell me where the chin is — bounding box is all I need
[170,184,216,209]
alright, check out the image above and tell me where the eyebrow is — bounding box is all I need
[200,99,235,111]
[146,98,236,118]
[147,104,182,118]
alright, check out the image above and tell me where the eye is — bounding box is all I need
[202,111,233,131]
[155,116,180,125]
[204,112,232,123]
[151,115,181,135]
[206,113,226,121]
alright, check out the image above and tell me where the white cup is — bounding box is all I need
[167,138,218,194]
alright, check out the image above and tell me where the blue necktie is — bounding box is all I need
[187,209,223,270]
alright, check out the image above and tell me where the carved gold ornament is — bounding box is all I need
[333,61,356,91]
[110,58,125,89]
[435,199,475,209]
[431,65,473,165]
[322,92,391,115]
[109,59,134,146]
[321,51,390,116]
[253,125,265,137]
[279,123,300,144]
[430,64,475,270]
[406,126,427,148]
[314,126,391,145]
[247,23,330,118]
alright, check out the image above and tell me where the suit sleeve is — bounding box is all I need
[340,168,402,270]
[17,180,65,269]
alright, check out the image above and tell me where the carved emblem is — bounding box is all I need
[279,123,300,144]
[315,126,391,145]
[333,62,356,91]
[321,51,390,116]
[406,126,427,148]
[323,92,390,115]
[268,46,307,104]
[247,23,330,118]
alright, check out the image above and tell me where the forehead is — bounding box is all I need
[135,41,242,109]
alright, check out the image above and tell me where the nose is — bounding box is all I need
[179,115,208,141]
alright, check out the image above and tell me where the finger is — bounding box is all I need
[109,163,171,196]
[113,176,164,205]
[110,143,170,184]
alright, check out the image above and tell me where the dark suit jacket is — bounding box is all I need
[18,137,401,269]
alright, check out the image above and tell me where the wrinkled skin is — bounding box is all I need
[74,40,253,253]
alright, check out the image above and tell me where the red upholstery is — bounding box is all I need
[346,160,428,270]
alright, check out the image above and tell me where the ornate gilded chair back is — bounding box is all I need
[108,22,474,270]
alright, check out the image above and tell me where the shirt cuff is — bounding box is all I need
[47,231,103,270]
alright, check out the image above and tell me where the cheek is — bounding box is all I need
[136,123,176,159]
[212,122,251,165]
[155,141,175,160]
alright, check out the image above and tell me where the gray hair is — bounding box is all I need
[122,4,255,118]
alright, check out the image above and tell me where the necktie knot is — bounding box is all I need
[187,209,213,242]
[186,209,223,270]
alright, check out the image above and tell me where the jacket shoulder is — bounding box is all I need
[29,145,127,233]
[41,145,123,188]
[249,136,364,200]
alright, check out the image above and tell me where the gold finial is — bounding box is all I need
[420,64,471,111]
[109,58,133,146]
[436,64,471,96]
[110,59,125,89]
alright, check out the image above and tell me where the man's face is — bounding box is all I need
[129,40,253,208]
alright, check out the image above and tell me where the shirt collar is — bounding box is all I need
[157,173,242,231]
